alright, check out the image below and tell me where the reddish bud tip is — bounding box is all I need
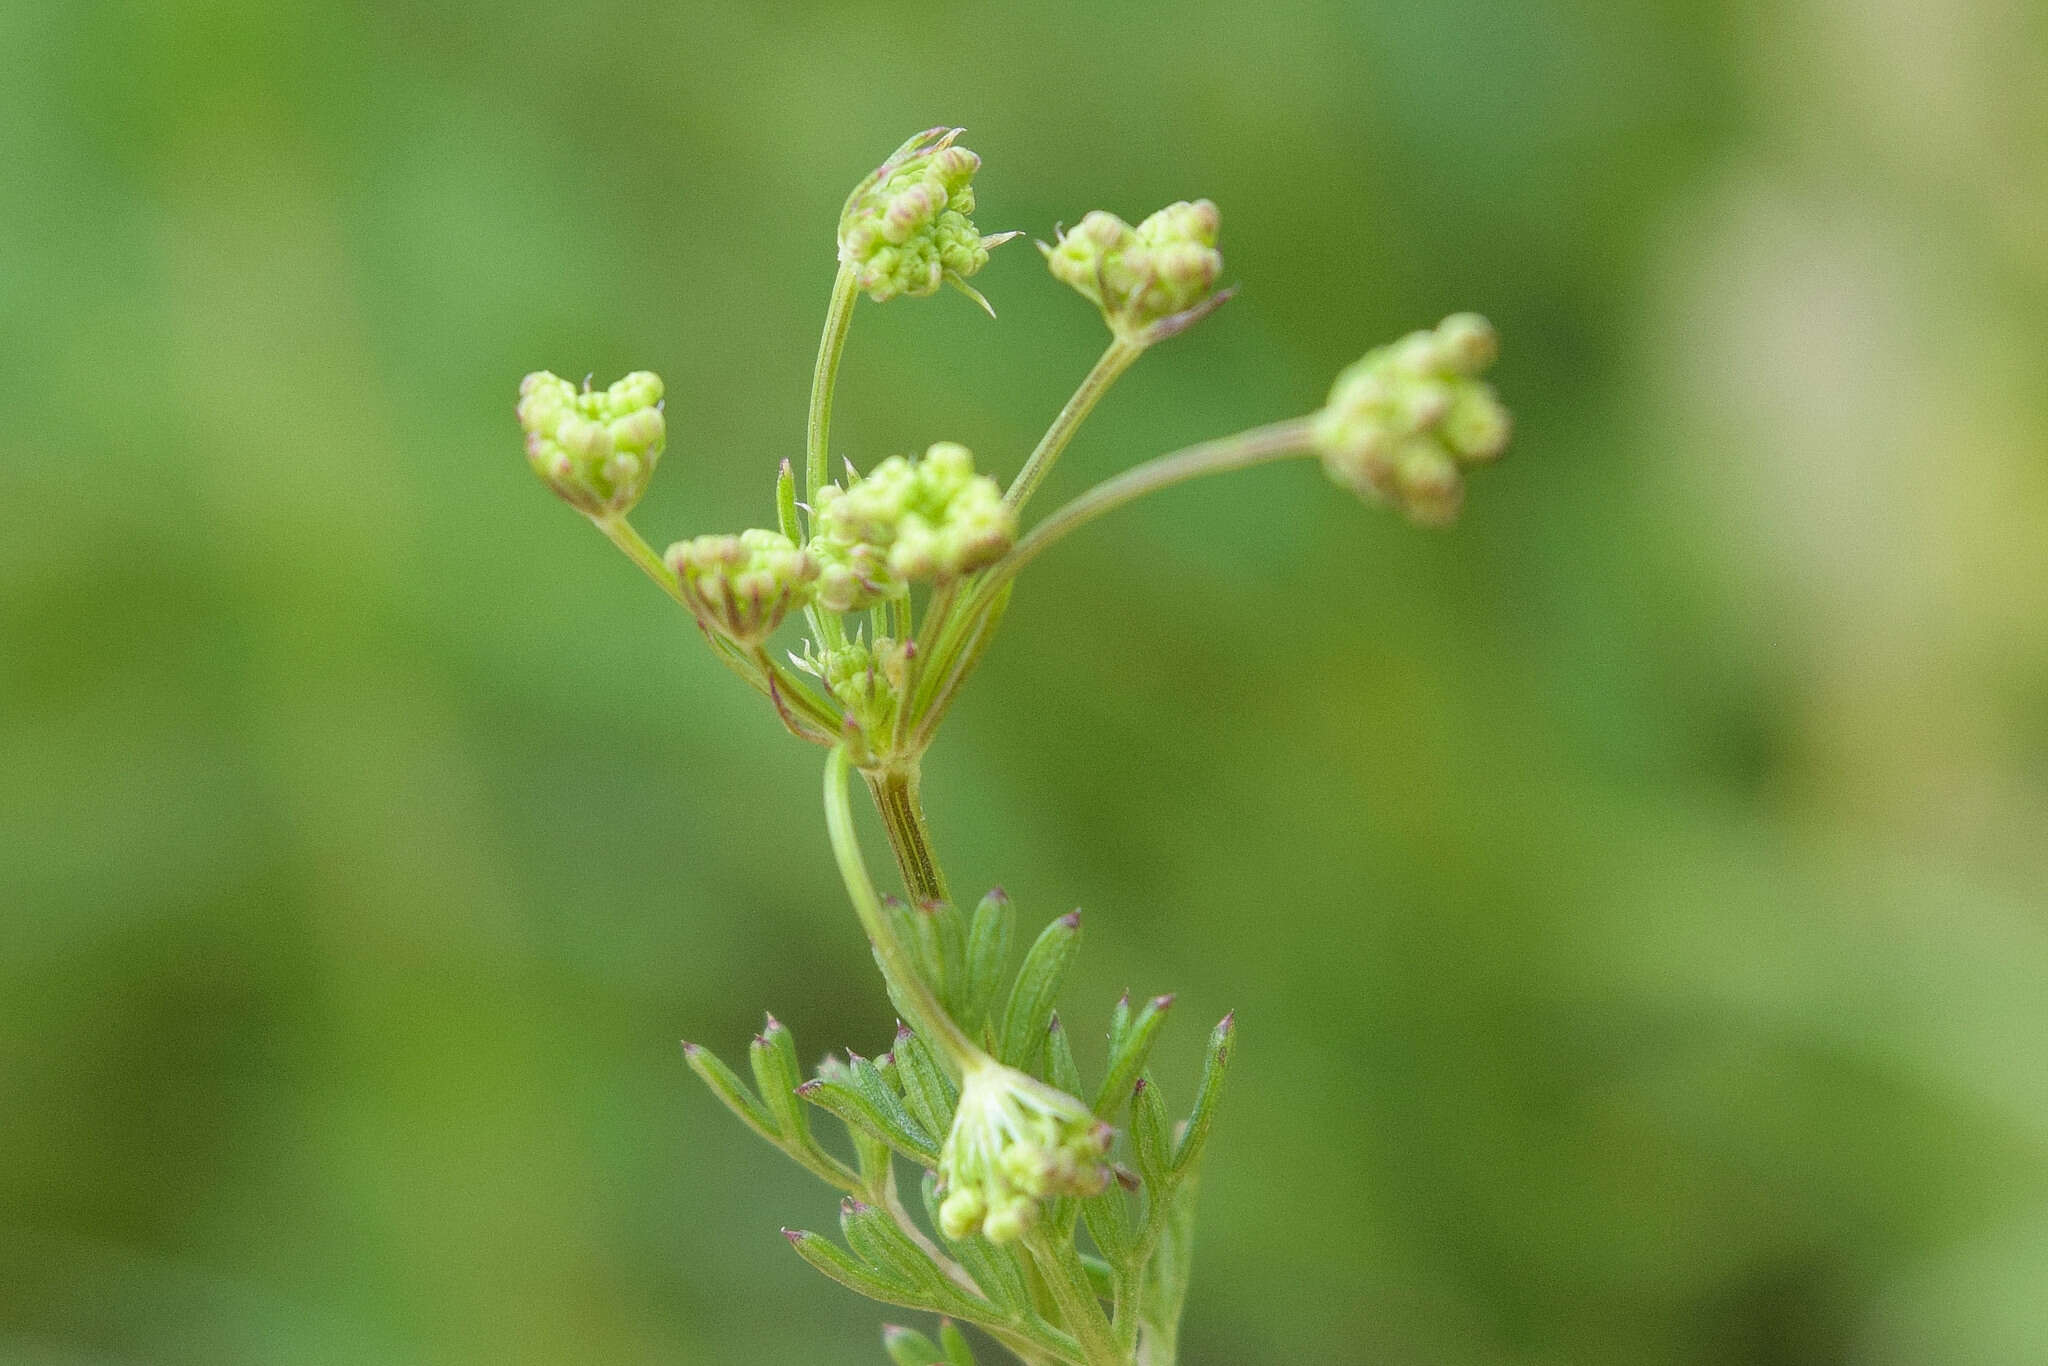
[1152,994,1176,1010]
[1058,911,1082,929]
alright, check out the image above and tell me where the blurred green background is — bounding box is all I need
[5,1,2047,1363]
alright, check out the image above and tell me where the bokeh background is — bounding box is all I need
[5,1,2047,1363]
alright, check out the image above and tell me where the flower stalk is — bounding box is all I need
[515,125,1516,1366]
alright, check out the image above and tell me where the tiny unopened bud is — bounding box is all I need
[839,128,1015,305]
[1312,313,1513,526]
[936,1056,1112,1245]
[516,370,666,515]
[665,528,818,645]
[1042,199,1225,343]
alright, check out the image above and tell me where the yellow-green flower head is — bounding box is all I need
[1042,199,1224,341]
[664,529,818,646]
[1311,313,1511,527]
[809,442,1016,612]
[937,1058,1113,1245]
[838,128,1015,305]
[517,370,665,516]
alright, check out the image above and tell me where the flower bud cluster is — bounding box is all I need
[838,128,1008,304]
[795,634,912,731]
[665,529,817,646]
[810,443,1015,612]
[1042,200,1223,339]
[937,1058,1113,1245]
[1312,312,1511,526]
[517,370,666,515]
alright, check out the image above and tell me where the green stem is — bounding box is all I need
[1023,1227,1123,1366]
[899,339,1139,731]
[803,266,861,651]
[592,511,690,608]
[807,264,861,514]
[967,417,1316,621]
[1004,338,1143,514]
[590,513,844,740]
[863,761,951,905]
[824,746,980,1068]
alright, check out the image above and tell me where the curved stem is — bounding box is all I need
[969,417,1316,619]
[803,268,861,651]
[1004,338,1143,514]
[592,511,691,608]
[824,746,980,1068]
[807,264,861,515]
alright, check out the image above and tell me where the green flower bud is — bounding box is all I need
[665,528,817,645]
[795,633,913,736]
[839,128,1016,305]
[1041,199,1225,342]
[809,443,1016,612]
[937,1056,1112,1245]
[516,370,666,515]
[1312,313,1512,526]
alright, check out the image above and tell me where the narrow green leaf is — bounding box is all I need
[998,911,1082,1069]
[1045,1013,1084,1095]
[939,1319,977,1366]
[963,889,1015,1033]
[854,1126,894,1191]
[1105,991,1133,1057]
[683,1041,777,1143]
[1078,1172,1132,1266]
[1130,1075,1172,1191]
[799,1075,941,1167]
[1077,1253,1116,1300]
[885,896,941,990]
[842,1198,948,1296]
[776,458,801,542]
[1173,1011,1235,1174]
[749,1015,807,1141]
[894,1026,959,1141]
[883,1324,942,1366]
[784,1228,939,1309]
[1095,993,1173,1118]
[851,1053,940,1157]
[922,899,968,1018]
